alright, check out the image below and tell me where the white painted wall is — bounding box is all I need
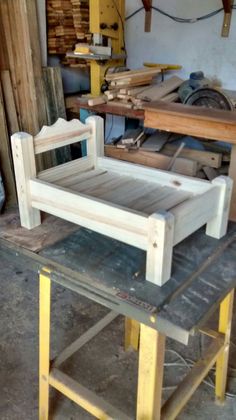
[125,0,236,89]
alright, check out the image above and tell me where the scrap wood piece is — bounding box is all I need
[104,145,197,177]
[105,68,162,82]
[0,70,19,134]
[88,96,107,106]
[137,76,184,101]
[0,83,17,205]
[202,166,218,181]
[166,142,185,171]
[141,131,171,152]
[161,92,179,103]
[143,101,236,142]
[0,207,79,252]
[162,144,222,168]
[43,66,71,164]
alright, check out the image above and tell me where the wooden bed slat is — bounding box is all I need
[98,157,211,194]
[38,156,94,183]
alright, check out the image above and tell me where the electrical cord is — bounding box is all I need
[126,4,236,23]
[164,349,236,399]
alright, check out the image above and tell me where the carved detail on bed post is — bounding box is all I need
[11,132,41,229]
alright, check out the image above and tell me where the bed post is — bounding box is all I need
[146,211,175,286]
[11,132,41,229]
[206,176,233,239]
[85,116,104,167]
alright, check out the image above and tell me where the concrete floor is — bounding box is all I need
[1,251,236,420]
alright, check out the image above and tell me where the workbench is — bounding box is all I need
[66,95,144,120]
[144,101,236,222]
[0,210,235,419]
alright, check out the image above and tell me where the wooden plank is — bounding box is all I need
[0,70,19,134]
[162,144,222,168]
[38,156,94,183]
[171,187,220,245]
[160,92,179,103]
[0,208,78,252]
[137,324,165,420]
[144,101,236,142]
[43,66,71,164]
[137,76,183,101]
[49,368,131,420]
[0,83,17,205]
[0,0,49,169]
[88,96,107,106]
[104,145,198,177]
[99,156,209,194]
[30,179,148,250]
[105,68,162,81]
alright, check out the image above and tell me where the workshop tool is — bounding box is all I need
[178,71,210,103]
[67,0,126,96]
[184,87,234,110]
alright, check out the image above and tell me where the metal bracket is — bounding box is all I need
[221,0,233,37]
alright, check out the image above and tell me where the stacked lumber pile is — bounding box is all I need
[88,69,183,110]
[0,0,70,205]
[105,129,230,179]
[47,0,90,55]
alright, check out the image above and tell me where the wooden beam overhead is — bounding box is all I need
[142,0,152,32]
[221,0,233,37]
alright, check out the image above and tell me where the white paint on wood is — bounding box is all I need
[206,176,233,238]
[29,179,148,250]
[34,118,91,154]
[98,157,211,194]
[146,211,174,286]
[11,132,41,229]
[38,156,94,183]
[86,116,104,166]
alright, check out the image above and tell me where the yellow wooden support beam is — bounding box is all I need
[124,318,140,351]
[137,324,165,420]
[215,289,234,403]
[39,268,51,420]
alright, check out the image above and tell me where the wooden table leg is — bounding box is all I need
[39,268,51,420]
[136,323,165,420]
[229,144,236,221]
[215,289,234,404]
[125,318,140,351]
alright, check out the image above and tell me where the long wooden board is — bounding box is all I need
[0,83,16,205]
[137,76,183,102]
[144,101,236,142]
[105,145,198,176]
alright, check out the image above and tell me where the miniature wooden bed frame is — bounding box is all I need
[11,116,233,286]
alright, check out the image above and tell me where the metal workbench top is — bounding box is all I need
[1,223,236,345]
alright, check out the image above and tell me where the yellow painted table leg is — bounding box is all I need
[215,289,234,404]
[136,324,165,420]
[125,318,140,351]
[39,268,51,420]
